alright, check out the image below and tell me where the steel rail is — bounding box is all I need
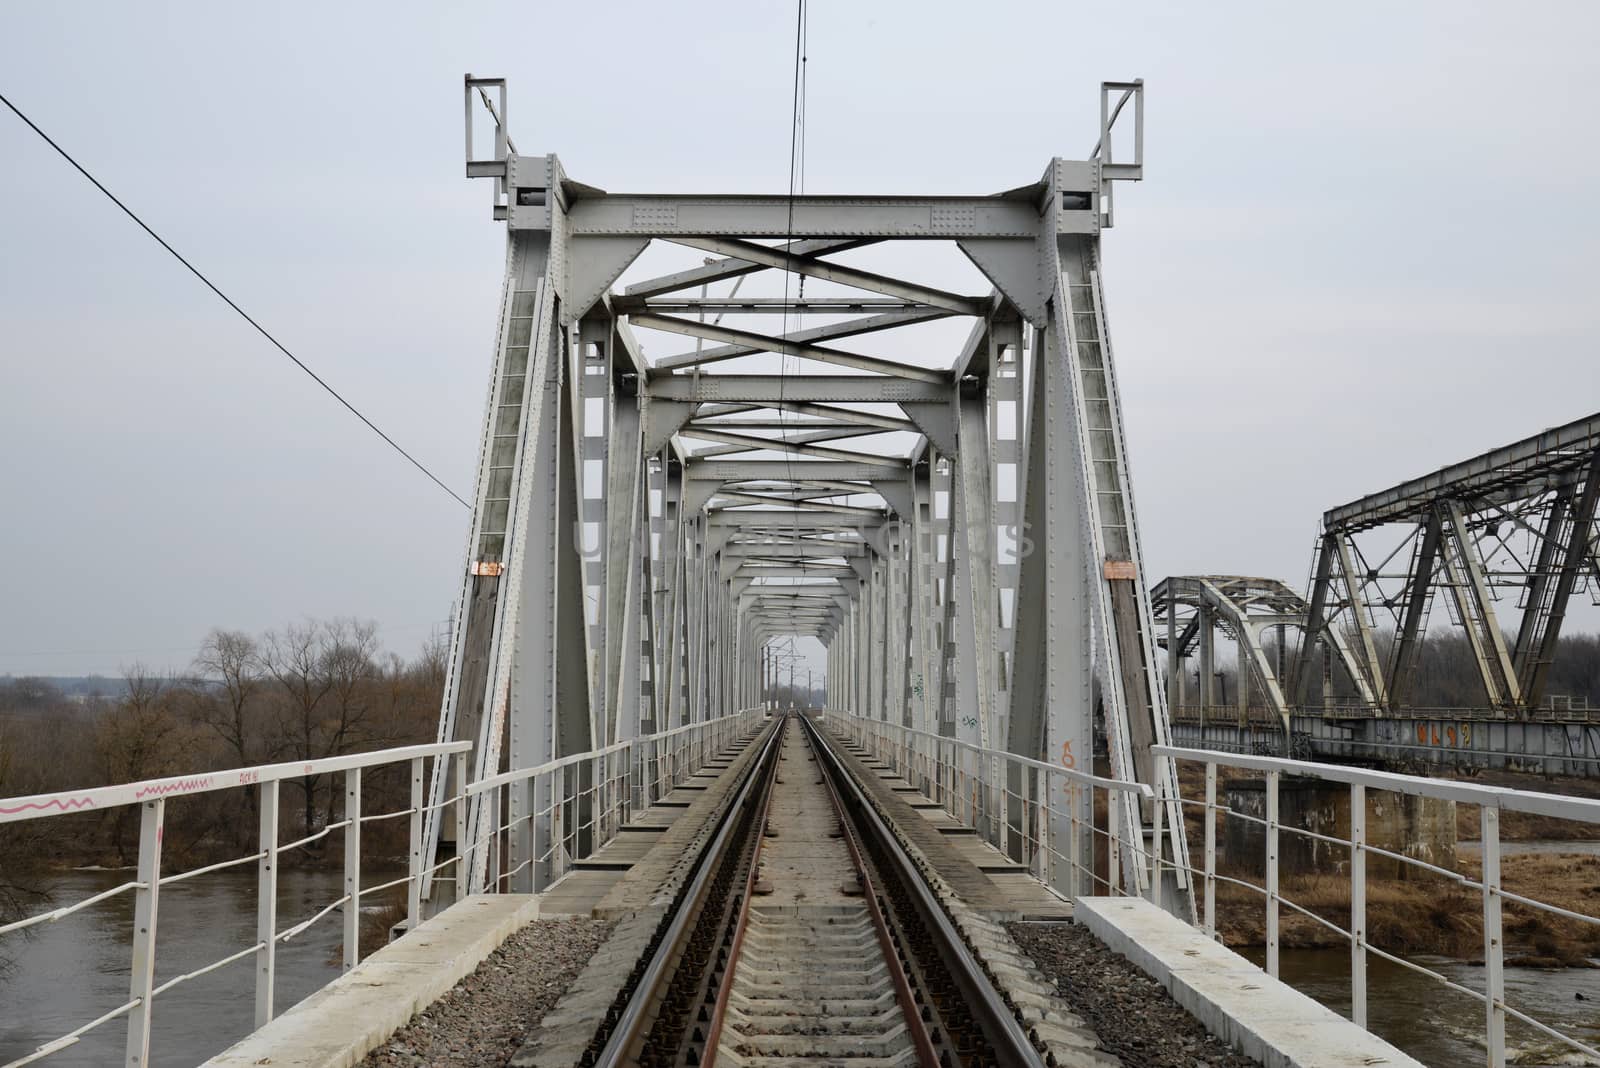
[698,715,939,1066]
[803,719,942,1065]
[591,718,785,1068]
[802,714,1047,1067]
[697,719,788,1064]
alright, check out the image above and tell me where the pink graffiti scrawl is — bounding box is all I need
[0,795,96,816]
[134,775,216,799]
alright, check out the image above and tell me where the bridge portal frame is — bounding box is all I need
[426,76,1191,911]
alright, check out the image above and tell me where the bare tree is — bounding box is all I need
[192,629,270,845]
[319,618,379,825]
[193,629,268,766]
[0,719,51,939]
[93,665,189,862]
[263,621,338,835]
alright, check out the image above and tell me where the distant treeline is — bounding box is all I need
[1183,630,1600,711]
[1401,631,1599,709]
[0,619,446,919]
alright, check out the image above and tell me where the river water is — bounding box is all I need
[6,871,1600,1066]
[0,869,349,1067]
[1250,947,1600,1066]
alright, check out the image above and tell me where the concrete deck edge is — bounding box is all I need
[203,893,542,1068]
[1074,897,1426,1068]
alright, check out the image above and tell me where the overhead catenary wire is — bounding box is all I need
[777,0,809,576]
[0,90,471,510]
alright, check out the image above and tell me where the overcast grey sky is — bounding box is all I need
[2,1,1597,678]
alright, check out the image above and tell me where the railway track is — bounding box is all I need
[581,712,1046,1068]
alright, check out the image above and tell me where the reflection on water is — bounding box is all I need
[0,868,350,1067]
[1250,947,1600,1067]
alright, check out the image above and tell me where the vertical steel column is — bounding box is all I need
[1336,534,1389,709]
[951,382,998,749]
[1526,450,1600,707]
[1389,510,1445,710]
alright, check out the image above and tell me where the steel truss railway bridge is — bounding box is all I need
[1153,414,1600,770]
[11,74,1600,1068]
[424,76,1191,906]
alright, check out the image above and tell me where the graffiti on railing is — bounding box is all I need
[135,775,217,799]
[0,795,95,816]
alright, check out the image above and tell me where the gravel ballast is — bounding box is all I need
[1007,920,1259,1068]
[361,916,612,1068]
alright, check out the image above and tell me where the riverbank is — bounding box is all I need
[1210,851,1600,965]
[1175,763,1600,966]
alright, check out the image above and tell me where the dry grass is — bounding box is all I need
[1206,853,1600,966]
[1169,762,1600,966]
[1450,768,1600,841]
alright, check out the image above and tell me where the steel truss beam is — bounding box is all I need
[431,76,1189,913]
[1297,416,1600,715]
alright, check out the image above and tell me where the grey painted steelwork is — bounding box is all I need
[425,76,1190,908]
[1296,412,1600,716]
[1172,713,1600,778]
[1154,576,1373,746]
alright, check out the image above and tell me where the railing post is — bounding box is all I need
[342,767,361,971]
[125,798,164,1068]
[1037,768,1051,883]
[511,770,533,893]
[407,757,424,931]
[1021,765,1034,871]
[552,769,567,881]
[1350,782,1367,1029]
[1204,763,1217,938]
[452,750,470,900]
[1068,781,1083,899]
[532,770,548,891]
[1266,769,1280,978]
[255,780,279,1028]
[625,740,636,820]
[1482,803,1505,1067]
[487,784,501,893]
[1151,781,1165,910]
[1107,790,1121,894]
[999,756,1011,860]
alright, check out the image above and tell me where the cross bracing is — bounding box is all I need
[425,76,1190,910]
[1295,412,1600,717]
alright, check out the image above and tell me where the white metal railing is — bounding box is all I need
[463,707,766,894]
[0,708,765,1067]
[818,711,1158,902]
[0,740,473,1068]
[1152,744,1600,1068]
